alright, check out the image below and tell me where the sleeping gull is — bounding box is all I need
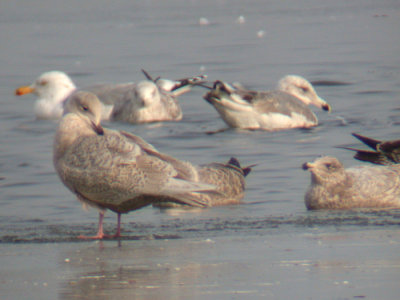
[109,69,208,123]
[15,70,205,122]
[54,91,252,239]
[340,133,400,165]
[202,75,331,130]
[302,156,400,210]
[109,73,206,124]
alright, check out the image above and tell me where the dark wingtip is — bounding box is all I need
[228,157,255,177]
[351,133,380,150]
[243,166,253,177]
[228,157,241,168]
[197,83,213,90]
[213,80,224,89]
[141,69,153,81]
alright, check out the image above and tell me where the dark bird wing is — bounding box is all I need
[341,133,400,165]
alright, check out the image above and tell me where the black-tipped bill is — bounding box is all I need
[322,103,331,112]
[302,162,310,170]
[92,122,104,135]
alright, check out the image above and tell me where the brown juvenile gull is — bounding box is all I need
[302,156,400,210]
[15,70,205,122]
[153,157,253,209]
[54,91,252,239]
[340,133,400,165]
[203,75,331,130]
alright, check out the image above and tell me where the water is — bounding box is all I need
[1,0,400,299]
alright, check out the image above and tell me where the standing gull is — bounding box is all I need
[15,70,205,122]
[203,75,331,130]
[302,156,400,210]
[54,91,252,239]
[340,133,400,165]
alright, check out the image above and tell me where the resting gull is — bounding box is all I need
[109,79,183,123]
[15,70,205,122]
[54,91,252,239]
[341,133,400,165]
[15,71,77,120]
[203,75,331,130]
[302,156,400,210]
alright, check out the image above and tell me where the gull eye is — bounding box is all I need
[39,79,48,86]
[301,86,309,93]
[82,105,89,111]
[325,163,333,170]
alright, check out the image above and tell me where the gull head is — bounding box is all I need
[16,71,76,101]
[64,91,104,135]
[135,80,161,107]
[278,75,331,112]
[156,78,177,92]
[302,156,346,186]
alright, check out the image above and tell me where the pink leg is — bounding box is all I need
[78,212,106,239]
[78,212,123,240]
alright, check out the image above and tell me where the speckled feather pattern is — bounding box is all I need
[304,156,400,210]
[54,91,250,217]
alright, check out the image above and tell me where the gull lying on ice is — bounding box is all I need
[302,156,400,210]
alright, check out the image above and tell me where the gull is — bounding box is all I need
[203,75,331,131]
[302,156,400,210]
[54,91,251,239]
[109,71,206,124]
[16,71,77,120]
[15,70,205,122]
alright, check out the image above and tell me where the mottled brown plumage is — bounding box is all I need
[54,91,251,238]
[154,157,252,208]
[303,156,400,210]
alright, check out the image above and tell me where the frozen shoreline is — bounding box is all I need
[1,229,399,299]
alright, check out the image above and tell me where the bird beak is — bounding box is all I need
[91,121,104,135]
[322,103,331,112]
[302,162,313,170]
[15,85,35,96]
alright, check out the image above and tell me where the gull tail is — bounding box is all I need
[227,157,255,177]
